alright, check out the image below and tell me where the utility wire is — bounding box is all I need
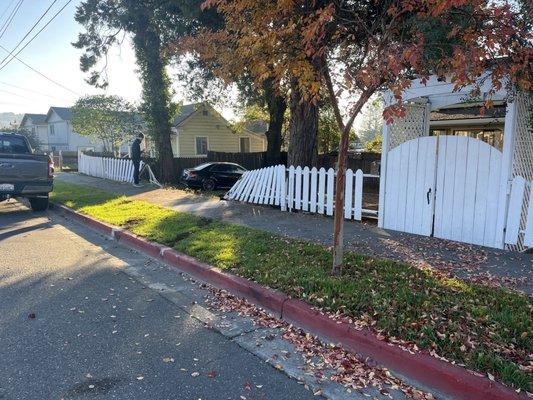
[0,43,79,96]
[0,0,17,28]
[0,79,65,100]
[0,0,72,72]
[0,0,58,68]
[0,0,24,41]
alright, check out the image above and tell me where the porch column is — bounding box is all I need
[378,123,390,228]
[494,100,517,248]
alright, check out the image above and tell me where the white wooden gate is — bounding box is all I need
[434,136,503,247]
[382,136,504,248]
[382,136,437,236]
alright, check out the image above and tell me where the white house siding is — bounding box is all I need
[47,110,103,152]
[176,111,266,157]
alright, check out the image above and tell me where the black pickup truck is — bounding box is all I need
[0,133,53,211]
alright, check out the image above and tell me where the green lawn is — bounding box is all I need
[51,180,532,391]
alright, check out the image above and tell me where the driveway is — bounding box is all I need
[0,200,319,400]
[56,172,532,293]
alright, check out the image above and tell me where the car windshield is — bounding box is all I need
[0,136,30,154]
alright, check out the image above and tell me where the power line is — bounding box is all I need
[0,0,58,68]
[0,79,66,100]
[0,0,24,41]
[0,0,17,27]
[0,87,33,100]
[0,0,73,72]
[0,43,79,96]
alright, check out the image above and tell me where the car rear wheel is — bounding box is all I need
[202,178,216,191]
[29,196,49,212]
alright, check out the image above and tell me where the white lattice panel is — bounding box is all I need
[509,91,533,251]
[389,103,428,149]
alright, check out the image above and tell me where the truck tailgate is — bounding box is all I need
[0,154,49,183]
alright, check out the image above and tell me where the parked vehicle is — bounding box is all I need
[0,133,54,211]
[181,162,246,190]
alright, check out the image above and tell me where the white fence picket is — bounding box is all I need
[279,165,287,211]
[317,168,326,214]
[310,167,317,213]
[344,169,354,219]
[294,166,302,210]
[354,170,363,221]
[302,167,310,211]
[326,168,334,216]
[287,166,295,210]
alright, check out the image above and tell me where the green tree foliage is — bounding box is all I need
[72,0,185,181]
[358,96,383,147]
[71,95,142,156]
[364,135,382,153]
[318,102,358,154]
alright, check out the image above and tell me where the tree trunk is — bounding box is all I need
[288,79,318,167]
[331,91,373,275]
[132,7,176,183]
[263,80,286,166]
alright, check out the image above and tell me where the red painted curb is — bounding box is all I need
[52,203,525,400]
[161,249,287,317]
[51,203,115,237]
[283,297,517,399]
[114,230,165,259]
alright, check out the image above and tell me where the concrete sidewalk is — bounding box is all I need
[56,172,532,294]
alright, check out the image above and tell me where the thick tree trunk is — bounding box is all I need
[132,8,176,183]
[263,80,286,166]
[288,79,318,167]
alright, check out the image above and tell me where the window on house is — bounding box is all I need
[202,110,208,116]
[49,124,55,135]
[240,137,250,153]
[195,137,208,155]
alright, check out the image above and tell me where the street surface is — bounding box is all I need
[0,200,318,400]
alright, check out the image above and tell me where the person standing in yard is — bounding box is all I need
[131,133,144,187]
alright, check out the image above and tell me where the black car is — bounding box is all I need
[181,162,247,190]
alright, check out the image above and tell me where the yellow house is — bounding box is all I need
[170,103,267,157]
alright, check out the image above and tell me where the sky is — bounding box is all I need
[0,0,209,117]
[0,0,371,128]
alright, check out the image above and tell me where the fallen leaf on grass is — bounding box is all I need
[207,370,217,378]
[163,357,174,363]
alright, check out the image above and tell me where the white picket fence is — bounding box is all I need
[225,164,376,221]
[504,176,533,248]
[78,152,143,183]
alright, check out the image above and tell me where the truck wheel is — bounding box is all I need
[29,196,49,212]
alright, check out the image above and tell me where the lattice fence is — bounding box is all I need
[388,103,428,149]
[508,92,533,251]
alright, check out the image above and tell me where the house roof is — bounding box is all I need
[46,106,73,122]
[172,103,202,126]
[245,120,268,134]
[20,113,47,127]
[430,105,506,121]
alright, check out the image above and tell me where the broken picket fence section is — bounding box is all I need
[224,164,377,221]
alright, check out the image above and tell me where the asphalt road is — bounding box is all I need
[0,200,316,400]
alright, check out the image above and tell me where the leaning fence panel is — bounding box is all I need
[224,164,374,222]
